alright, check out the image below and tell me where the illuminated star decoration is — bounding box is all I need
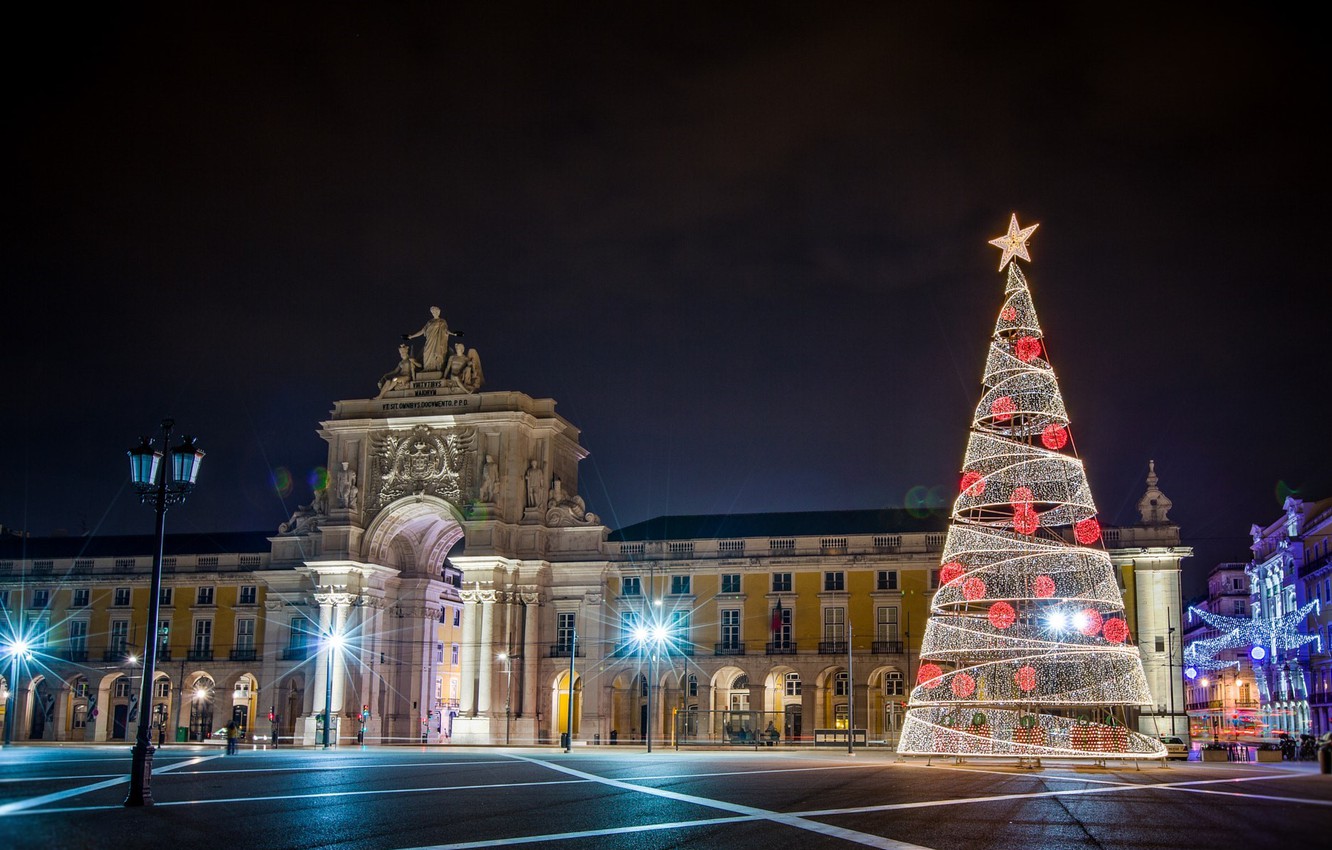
[988,213,1039,271]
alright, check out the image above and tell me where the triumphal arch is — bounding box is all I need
[266,307,606,745]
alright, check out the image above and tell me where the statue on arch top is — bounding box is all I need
[444,342,484,393]
[406,305,461,373]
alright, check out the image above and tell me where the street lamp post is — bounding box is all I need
[323,630,345,749]
[498,653,513,746]
[3,639,33,747]
[124,419,204,808]
[563,631,576,753]
[631,622,670,754]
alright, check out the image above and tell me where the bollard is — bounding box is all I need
[1319,743,1331,774]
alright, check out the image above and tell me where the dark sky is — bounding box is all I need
[4,4,1328,598]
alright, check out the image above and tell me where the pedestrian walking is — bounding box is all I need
[225,720,240,755]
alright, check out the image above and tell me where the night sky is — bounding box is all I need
[5,5,1328,598]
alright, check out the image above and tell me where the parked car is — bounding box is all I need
[1159,735,1189,760]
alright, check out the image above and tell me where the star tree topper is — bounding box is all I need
[988,213,1039,271]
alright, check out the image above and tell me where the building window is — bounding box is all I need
[239,585,257,605]
[159,587,173,606]
[110,620,130,654]
[556,612,576,653]
[721,574,741,594]
[68,620,88,653]
[772,606,793,648]
[1154,636,1165,653]
[620,611,641,644]
[73,704,88,729]
[772,573,792,592]
[435,643,444,663]
[785,672,802,697]
[33,589,51,608]
[688,674,698,697]
[640,675,649,698]
[929,569,940,589]
[1234,599,1247,615]
[236,618,256,650]
[157,622,170,652]
[621,576,641,596]
[877,606,899,643]
[885,670,904,696]
[824,572,845,592]
[670,611,691,644]
[155,679,171,698]
[824,607,846,643]
[834,671,849,697]
[194,619,213,652]
[196,586,215,606]
[453,608,461,627]
[114,678,131,698]
[721,609,741,648]
[670,575,691,595]
[876,570,898,591]
[72,588,90,607]
[451,644,460,665]
[289,617,309,648]
[834,704,849,729]
[114,587,131,606]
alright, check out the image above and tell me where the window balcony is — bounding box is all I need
[63,649,89,662]
[280,646,310,661]
[765,642,797,655]
[714,642,745,656]
[229,648,258,662]
[872,640,905,654]
[549,645,584,658]
[818,641,848,655]
[103,649,130,662]
[187,648,214,662]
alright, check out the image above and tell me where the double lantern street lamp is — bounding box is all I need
[3,638,34,747]
[630,622,672,754]
[323,630,346,749]
[123,419,204,808]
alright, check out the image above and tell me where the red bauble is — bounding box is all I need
[917,663,944,687]
[990,395,1016,422]
[1014,336,1043,362]
[962,576,987,601]
[1074,517,1102,545]
[1000,306,1018,322]
[1078,608,1104,636]
[1013,505,1040,535]
[1015,665,1038,692]
[940,562,966,585]
[1102,618,1129,643]
[1041,423,1069,450]
[988,601,1016,630]
[1009,486,1034,507]
[960,470,986,497]
[1032,575,1056,598]
[951,672,976,698]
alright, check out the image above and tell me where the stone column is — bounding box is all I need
[521,592,541,717]
[801,683,817,741]
[331,598,352,714]
[311,597,333,713]
[477,590,497,715]
[458,589,479,716]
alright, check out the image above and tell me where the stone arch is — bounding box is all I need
[184,672,219,741]
[362,495,466,575]
[26,674,55,741]
[551,669,584,739]
[866,664,908,743]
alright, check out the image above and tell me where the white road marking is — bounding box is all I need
[399,815,762,849]
[0,753,220,816]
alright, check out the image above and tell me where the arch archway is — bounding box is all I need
[551,670,583,740]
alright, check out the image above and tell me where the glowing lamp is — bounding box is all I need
[1046,611,1069,632]
[1040,423,1069,450]
[1250,645,1266,661]
[632,626,649,643]
[939,562,966,585]
[990,395,1016,423]
[1014,336,1042,362]
[960,471,986,497]
[127,437,163,489]
[950,672,976,698]
[170,436,206,488]
[1074,517,1101,545]
[1015,665,1037,692]
[651,625,669,643]
[1032,575,1056,598]
[988,601,1016,630]
[917,663,944,687]
[1200,677,1210,688]
[962,577,987,601]
[325,631,346,651]
[1184,667,1198,681]
[1101,617,1129,643]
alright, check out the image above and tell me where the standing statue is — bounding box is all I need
[407,306,457,373]
[478,454,498,502]
[443,342,484,393]
[377,343,421,398]
[336,461,358,510]
[524,459,548,510]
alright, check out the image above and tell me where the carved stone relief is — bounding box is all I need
[369,424,476,508]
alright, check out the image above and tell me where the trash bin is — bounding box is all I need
[594,733,601,745]
[176,727,188,743]
[1320,742,1331,774]
[560,732,570,749]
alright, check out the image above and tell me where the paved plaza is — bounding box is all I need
[1,744,1329,850]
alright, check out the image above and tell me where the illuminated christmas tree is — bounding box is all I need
[897,215,1165,760]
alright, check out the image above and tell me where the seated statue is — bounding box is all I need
[443,342,484,393]
[377,343,421,398]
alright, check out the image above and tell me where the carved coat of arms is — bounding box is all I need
[369,425,476,508]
